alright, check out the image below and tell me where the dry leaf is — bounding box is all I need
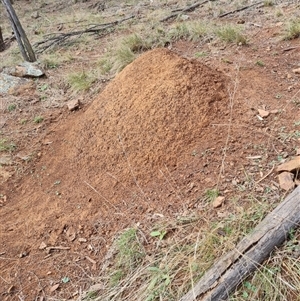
[50,283,60,293]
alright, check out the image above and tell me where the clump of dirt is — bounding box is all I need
[71,48,228,185]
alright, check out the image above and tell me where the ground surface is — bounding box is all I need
[1,0,300,300]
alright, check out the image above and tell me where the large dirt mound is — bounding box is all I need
[71,48,228,187]
[1,48,229,299]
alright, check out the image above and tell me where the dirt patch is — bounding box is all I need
[0,48,230,299]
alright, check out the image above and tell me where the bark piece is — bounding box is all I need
[0,27,5,51]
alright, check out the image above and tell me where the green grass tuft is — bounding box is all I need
[67,71,95,92]
[215,25,247,44]
[284,19,300,40]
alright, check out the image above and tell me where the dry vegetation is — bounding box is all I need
[1,0,300,300]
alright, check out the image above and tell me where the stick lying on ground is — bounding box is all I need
[160,0,210,22]
[34,15,135,53]
[180,186,300,301]
[219,1,262,18]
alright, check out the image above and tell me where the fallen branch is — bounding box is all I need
[219,1,262,18]
[34,15,135,53]
[160,0,210,22]
[180,185,300,301]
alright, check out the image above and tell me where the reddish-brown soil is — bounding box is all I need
[1,1,300,300]
[1,48,230,299]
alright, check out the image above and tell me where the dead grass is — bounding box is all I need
[78,189,283,301]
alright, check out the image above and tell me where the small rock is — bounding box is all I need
[287,73,292,79]
[67,99,80,111]
[181,14,190,21]
[0,155,12,165]
[277,157,300,172]
[292,68,300,74]
[270,109,279,114]
[19,251,28,258]
[39,242,47,250]
[78,238,87,243]
[212,196,225,208]
[0,73,30,94]
[31,11,40,19]
[278,172,294,191]
[66,226,76,242]
[288,86,293,92]
[5,62,44,78]
[258,108,270,118]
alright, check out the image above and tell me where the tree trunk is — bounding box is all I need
[180,186,300,301]
[0,27,5,51]
[1,0,36,61]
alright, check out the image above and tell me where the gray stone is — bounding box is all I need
[0,73,29,94]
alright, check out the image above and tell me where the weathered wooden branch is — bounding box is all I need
[34,15,135,53]
[180,186,300,301]
[0,26,5,51]
[1,0,36,61]
[160,0,210,22]
[219,1,262,18]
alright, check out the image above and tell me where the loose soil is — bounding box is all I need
[1,1,300,300]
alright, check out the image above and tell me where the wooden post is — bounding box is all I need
[1,0,36,62]
[0,27,5,51]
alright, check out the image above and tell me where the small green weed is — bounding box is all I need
[205,188,219,202]
[150,229,167,240]
[0,139,16,152]
[7,104,16,112]
[38,84,48,92]
[256,60,265,67]
[33,116,44,123]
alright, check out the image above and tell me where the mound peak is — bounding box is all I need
[72,48,228,186]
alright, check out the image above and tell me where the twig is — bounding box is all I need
[255,164,275,184]
[282,46,298,52]
[84,181,118,210]
[219,1,262,18]
[34,15,135,53]
[46,246,70,253]
[160,0,210,22]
